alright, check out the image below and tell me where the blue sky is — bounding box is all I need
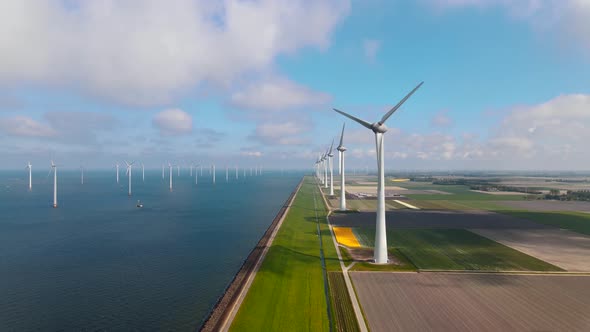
[0,0,589,170]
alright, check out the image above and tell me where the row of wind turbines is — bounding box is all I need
[317,81,424,264]
[25,161,265,209]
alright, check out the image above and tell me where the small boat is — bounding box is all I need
[136,200,143,208]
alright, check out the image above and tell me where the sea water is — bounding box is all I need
[0,170,302,330]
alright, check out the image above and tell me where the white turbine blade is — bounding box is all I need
[380,81,424,124]
[339,123,345,147]
[329,138,334,154]
[333,108,372,129]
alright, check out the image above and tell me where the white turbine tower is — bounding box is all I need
[162,164,165,179]
[337,123,347,211]
[142,163,145,182]
[50,161,58,208]
[168,162,174,191]
[333,81,423,264]
[195,165,199,185]
[212,164,216,184]
[226,166,229,182]
[328,139,335,196]
[125,161,135,196]
[323,148,329,189]
[26,161,32,190]
[116,162,120,184]
[80,166,84,185]
[190,164,193,177]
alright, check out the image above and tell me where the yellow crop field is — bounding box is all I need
[333,227,361,248]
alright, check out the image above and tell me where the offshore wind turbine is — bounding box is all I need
[80,166,84,185]
[125,161,135,196]
[142,163,145,182]
[177,165,180,176]
[333,81,423,264]
[26,161,32,190]
[116,162,120,184]
[168,162,174,191]
[50,161,58,208]
[225,166,229,182]
[195,165,198,185]
[212,164,216,184]
[328,139,335,196]
[337,123,347,211]
[162,164,165,179]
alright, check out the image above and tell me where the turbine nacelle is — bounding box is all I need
[337,146,347,152]
[371,122,388,133]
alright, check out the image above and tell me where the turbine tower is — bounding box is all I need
[116,162,120,184]
[50,161,57,208]
[337,123,347,211]
[195,165,199,185]
[333,81,423,264]
[328,139,335,196]
[226,166,229,182]
[26,161,32,190]
[168,162,174,191]
[142,163,145,182]
[80,166,84,185]
[162,164,165,179]
[323,148,329,189]
[125,161,134,196]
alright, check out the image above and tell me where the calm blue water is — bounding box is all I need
[0,169,302,330]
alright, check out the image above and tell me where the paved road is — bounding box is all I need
[351,272,590,332]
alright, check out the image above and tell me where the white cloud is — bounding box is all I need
[424,0,590,51]
[250,120,311,145]
[152,109,193,136]
[363,39,381,63]
[430,109,453,128]
[0,0,350,106]
[230,77,331,111]
[0,115,56,137]
[240,151,263,157]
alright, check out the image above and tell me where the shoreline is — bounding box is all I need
[199,177,304,331]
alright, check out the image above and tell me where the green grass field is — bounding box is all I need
[327,272,360,332]
[230,178,340,331]
[502,211,590,236]
[352,228,562,271]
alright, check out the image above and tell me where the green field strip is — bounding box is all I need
[351,228,562,272]
[230,177,339,331]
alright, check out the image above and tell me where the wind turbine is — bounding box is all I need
[125,161,135,196]
[116,162,120,184]
[168,162,174,191]
[26,161,32,190]
[80,165,84,185]
[49,161,58,208]
[225,166,229,182]
[195,165,199,185]
[333,81,423,264]
[162,164,165,179]
[328,139,335,196]
[323,148,329,189]
[177,165,180,176]
[337,123,347,211]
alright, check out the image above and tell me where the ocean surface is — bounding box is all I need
[0,169,303,330]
